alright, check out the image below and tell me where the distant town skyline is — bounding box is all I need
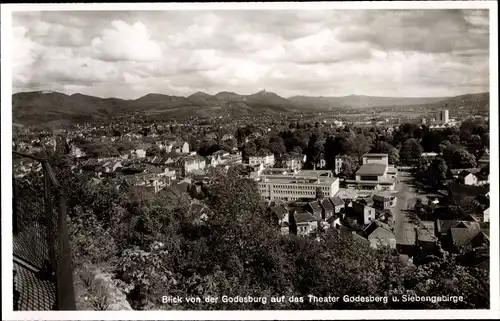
[12,9,490,99]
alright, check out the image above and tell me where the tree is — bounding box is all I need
[452,149,477,169]
[198,139,218,157]
[481,133,490,149]
[351,134,373,159]
[290,146,303,157]
[421,131,445,152]
[268,137,286,157]
[315,187,324,200]
[427,158,448,187]
[448,134,460,145]
[339,156,359,178]
[373,141,394,154]
[388,148,400,165]
[438,140,451,154]
[241,141,257,158]
[400,138,423,164]
[255,136,269,151]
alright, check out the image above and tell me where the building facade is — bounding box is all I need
[249,154,275,167]
[439,109,450,124]
[256,170,340,201]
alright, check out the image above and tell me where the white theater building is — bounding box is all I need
[345,153,397,191]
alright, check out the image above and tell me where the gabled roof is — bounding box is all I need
[450,227,482,247]
[307,201,322,213]
[330,196,344,206]
[450,168,481,175]
[447,182,489,197]
[373,194,391,202]
[458,170,474,178]
[271,205,288,220]
[320,198,334,211]
[470,231,489,247]
[147,166,164,174]
[367,226,395,242]
[294,211,317,224]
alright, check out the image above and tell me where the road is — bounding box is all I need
[391,170,418,258]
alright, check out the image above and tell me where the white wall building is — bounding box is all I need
[439,109,450,124]
[255,170,339,201]
[249,154,275,167]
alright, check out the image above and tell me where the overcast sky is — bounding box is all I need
[12,9,489,99]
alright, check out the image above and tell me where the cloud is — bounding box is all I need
[11,9,490,99]
[336,10,489,54]
[90,20,164,62]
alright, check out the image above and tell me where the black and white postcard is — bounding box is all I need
[2,1,498,320]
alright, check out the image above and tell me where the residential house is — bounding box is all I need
[352,201,376,225]
[416,226,438,255]
[249,154,275,167]
[319,198,334,220]
[363,221,396,249]
[284,157,303,171]
[156,141,175,153]
[174,141,190,154]
[372,194,392,210]
[449,168,481,179]
[206,154,223,167]
[457,170,478,186]
[131,144,150,159]
[329,196,345,215]
[435,220,483,251]
[221,152,243,166]
[270,205,290,235]
[476,168,490,186]
[305,201,323,220]
[293,210,318,236]
[450,225,487,250]
[175,155,206,176]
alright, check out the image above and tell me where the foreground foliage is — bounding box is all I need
[41,161,489,310]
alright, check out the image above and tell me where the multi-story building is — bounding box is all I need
[249,154,275,167]
[439,109,450,124]
[175,155,206,176]
[361,153,389,166]
[334,155,349,175]
[255,170,340,201]
[222,152,243,165]
[345,153,397,191]
[284,157,303,171]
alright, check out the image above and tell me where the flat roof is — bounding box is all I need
[345,179,394,185]
[356,163,387,176]
[362,153,389,157]
[397,223,416,245]
[260,176,337,185]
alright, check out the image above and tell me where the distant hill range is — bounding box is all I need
[12,89,489,125]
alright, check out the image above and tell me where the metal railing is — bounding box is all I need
[13,151,76,310]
